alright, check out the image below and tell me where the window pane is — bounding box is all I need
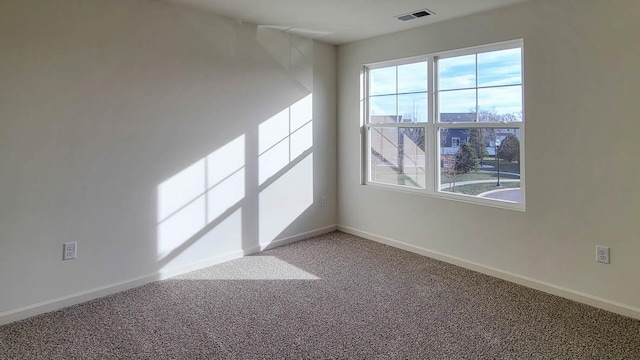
[438,54,476,91]
[438,89,476,121]
[439,127,521,204]
[398,93,428,123]
[370,127,425,188]
[478,48,522,87]
[478,85,522,119]
[369,66,396,96]
[369,95,397,123]
[398,62,427,93]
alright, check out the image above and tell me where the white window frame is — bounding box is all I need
[362,39,525,211]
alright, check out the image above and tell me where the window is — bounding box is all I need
[364,40,524,209]
[367,61,428,188]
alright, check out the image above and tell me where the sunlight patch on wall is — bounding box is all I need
[259,94,313,185]
[177,256,319,280]
[259,108,291,184]
[159,209,243,274]
[206,136,245,222]
[157,194,206,257]
[157,135,245,259]
[259,153,314,246]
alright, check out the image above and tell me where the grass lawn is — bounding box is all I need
[478,157,520,174]
[370,162,521,190]
[441,171,519,184]
[442,181,521,196]
[371,166,425,188]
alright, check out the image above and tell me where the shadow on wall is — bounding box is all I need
[156,94,314,273]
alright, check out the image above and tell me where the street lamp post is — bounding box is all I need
[495,138,501,187]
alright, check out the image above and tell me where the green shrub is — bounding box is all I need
[455,143,479,174]
[499,135,520,162]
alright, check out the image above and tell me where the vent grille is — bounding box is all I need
[396,9,434,21]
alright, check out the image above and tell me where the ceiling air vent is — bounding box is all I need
[396,9,434,21]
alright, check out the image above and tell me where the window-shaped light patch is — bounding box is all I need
[259,94,313,185]
[157,159,206,223]
[157,135,246,258]
[290,122,313,161]
[259,108,289,155]
[178,256,319,280]
[259,108,291,185]
[259,153,314,246]
[206,135,245,223]
[157,194,207,258]
[290,94,312,132]
[160,208,243,273]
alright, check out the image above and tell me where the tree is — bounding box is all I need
[402,101,426,151]
[454,143,479,174]
[402,128,425,151]
[498,134,520,162]
[468,128,488,161]
[479,109,522,123]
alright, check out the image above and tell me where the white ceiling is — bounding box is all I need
[168,0,531,45]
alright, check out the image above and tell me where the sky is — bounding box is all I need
[369,48,522,122]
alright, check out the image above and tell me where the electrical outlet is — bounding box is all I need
[63,242,77,260]
[596,245,609,264]
[321,196,326,207]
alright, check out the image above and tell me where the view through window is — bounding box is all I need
[365,40,524,208]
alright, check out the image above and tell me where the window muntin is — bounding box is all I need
[477,48,522,87]
[439,128,521,203]
[369,127,426,188]
[436,47,523,123]
[368,62,428,124]
[364,40,524,209]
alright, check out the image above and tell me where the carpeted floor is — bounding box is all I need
[1,231,639,359]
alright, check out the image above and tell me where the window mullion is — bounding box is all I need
[427,55,436,192]
[395,66,399,121]
[363,67,369,184]
[475,54,479,122]
[363,40,524,209]
[439,122,521,129]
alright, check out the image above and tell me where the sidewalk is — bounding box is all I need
[440,179,520,190]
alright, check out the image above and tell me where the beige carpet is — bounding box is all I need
[1,231,639,359]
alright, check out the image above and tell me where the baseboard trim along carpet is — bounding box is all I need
[0,225,338,326]
[337,225,640,320]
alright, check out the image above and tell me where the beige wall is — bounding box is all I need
[0,0,337,319]
[338,0,640,316]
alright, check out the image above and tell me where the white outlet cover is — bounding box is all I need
[596,245,609,264]
[63,242,77,260]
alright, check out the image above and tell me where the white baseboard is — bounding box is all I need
[0,225,338,326]
[248,225,339,254]
[338,225,640,320]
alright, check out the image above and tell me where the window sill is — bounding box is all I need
[363,181,526,212]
